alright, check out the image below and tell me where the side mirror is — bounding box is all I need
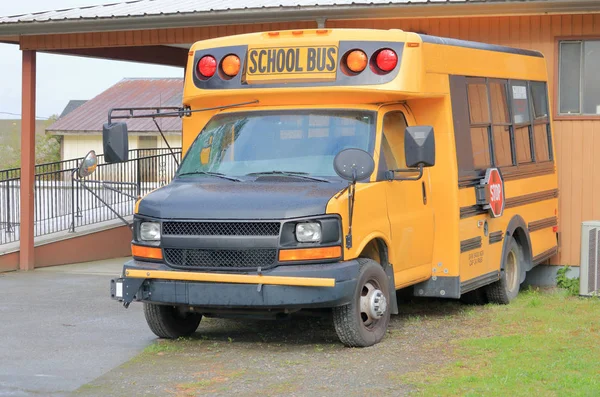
[77,150,98,179]
[405,126,435,168]
[103,122,129,163]
[333,148,375,183]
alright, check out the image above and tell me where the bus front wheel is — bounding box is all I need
[486,237,523,304]
[333,258,391,347]
[143,303,202,339]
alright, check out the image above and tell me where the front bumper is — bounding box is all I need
[110,259,360,309]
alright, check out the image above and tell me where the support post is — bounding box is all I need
[20,50,36,271]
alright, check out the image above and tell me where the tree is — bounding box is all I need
[0,115,62,169]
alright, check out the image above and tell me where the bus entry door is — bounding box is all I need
[380,107,435,273]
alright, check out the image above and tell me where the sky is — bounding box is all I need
[0,1,183,120]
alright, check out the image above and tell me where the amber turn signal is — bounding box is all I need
[221,54,241,77]
[346,50,368,73]
[131,244,163,260]
[279,246,342,262]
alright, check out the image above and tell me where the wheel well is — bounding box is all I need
[511,227,532,267]
[358,238,389,269]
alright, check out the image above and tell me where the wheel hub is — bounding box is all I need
[360,281,387,323]
[369,290,387,319]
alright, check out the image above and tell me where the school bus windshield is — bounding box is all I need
[177,109,376,178]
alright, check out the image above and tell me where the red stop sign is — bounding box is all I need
[483,168,505,218]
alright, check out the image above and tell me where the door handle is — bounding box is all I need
[422,181,427,205]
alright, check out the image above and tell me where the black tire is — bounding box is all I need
[333,258,391,347]
[486,237,523,304]
[143,303,202,339]
[460,287,488,305]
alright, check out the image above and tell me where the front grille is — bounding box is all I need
[163,221,280,236]
[164,248,277,269]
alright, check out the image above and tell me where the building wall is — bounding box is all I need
[61,134,182,160]
[26,13,600,266]
[329,14,600,266]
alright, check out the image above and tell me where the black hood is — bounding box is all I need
[137,179,346,220]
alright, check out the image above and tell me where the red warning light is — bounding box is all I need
[198,55,217,78]
[375,49,398,72]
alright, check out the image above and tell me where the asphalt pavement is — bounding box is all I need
[0,258,154,396]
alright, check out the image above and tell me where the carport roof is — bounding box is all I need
[1,0,599,35]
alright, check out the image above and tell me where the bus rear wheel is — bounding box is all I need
[333,259,391,347]
[143,303,202,339]
[486,237,523,304]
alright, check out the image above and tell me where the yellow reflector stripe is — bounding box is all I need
[131,245,163,260]
[279,246,342,262]
[125,269,335,288]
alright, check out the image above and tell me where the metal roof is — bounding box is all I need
[1,0,599,36]
[0,1,493,24]
[58,100,87,119]
[47,78,183,134]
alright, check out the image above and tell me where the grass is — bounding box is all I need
[402,288,600,396]
[143,340,185,354]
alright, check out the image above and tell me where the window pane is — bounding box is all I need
[582,40,600,115]
[382,111,408,169]
[468,83,490,124]
[511,82,531,124]
[492,125,513,167]
[177,110,376,177]
[470,127,491,169]
[515,126,533,163]
[490,82,510,124]
[559,42,582,114]
[534,124,550,162]
[530,81,549,119]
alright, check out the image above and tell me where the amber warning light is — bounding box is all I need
[221,55,241,77]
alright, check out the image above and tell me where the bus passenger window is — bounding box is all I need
[467,81,492,169]
[382,111,409,170]
[470,127,491,169]
[510,81,534,164]
[490,81,513,167]
[514,126,533,163]
[530,81,552,162]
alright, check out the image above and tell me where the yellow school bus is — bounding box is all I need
[104,28,558,347]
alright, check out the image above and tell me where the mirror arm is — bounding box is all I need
[385,164,424,181]
[101,182,139,200]
[81,180,132,229]
[72,171,133,230]
[345,171,358,249]
[152,118,180,167]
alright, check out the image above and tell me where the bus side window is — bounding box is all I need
[467,80,492,169]
[530,81,552,162]
[382,111,408,170]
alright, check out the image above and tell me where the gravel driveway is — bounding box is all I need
[74,296,477,397]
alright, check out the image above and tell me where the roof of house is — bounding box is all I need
[47,78,183,135]
[1,0,598,36]
[58,100,87,119]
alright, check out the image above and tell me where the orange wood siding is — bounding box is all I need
[330,14,600,266]
[18,13,600,266]
[19,21,317,50]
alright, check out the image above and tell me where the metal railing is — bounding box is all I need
[0,148,181,246]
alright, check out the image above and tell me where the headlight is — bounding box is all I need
[140,222,161,241]
[295,222,322,242]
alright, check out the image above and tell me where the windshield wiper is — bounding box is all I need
[178,171,241,182]
[246,171,330,183]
